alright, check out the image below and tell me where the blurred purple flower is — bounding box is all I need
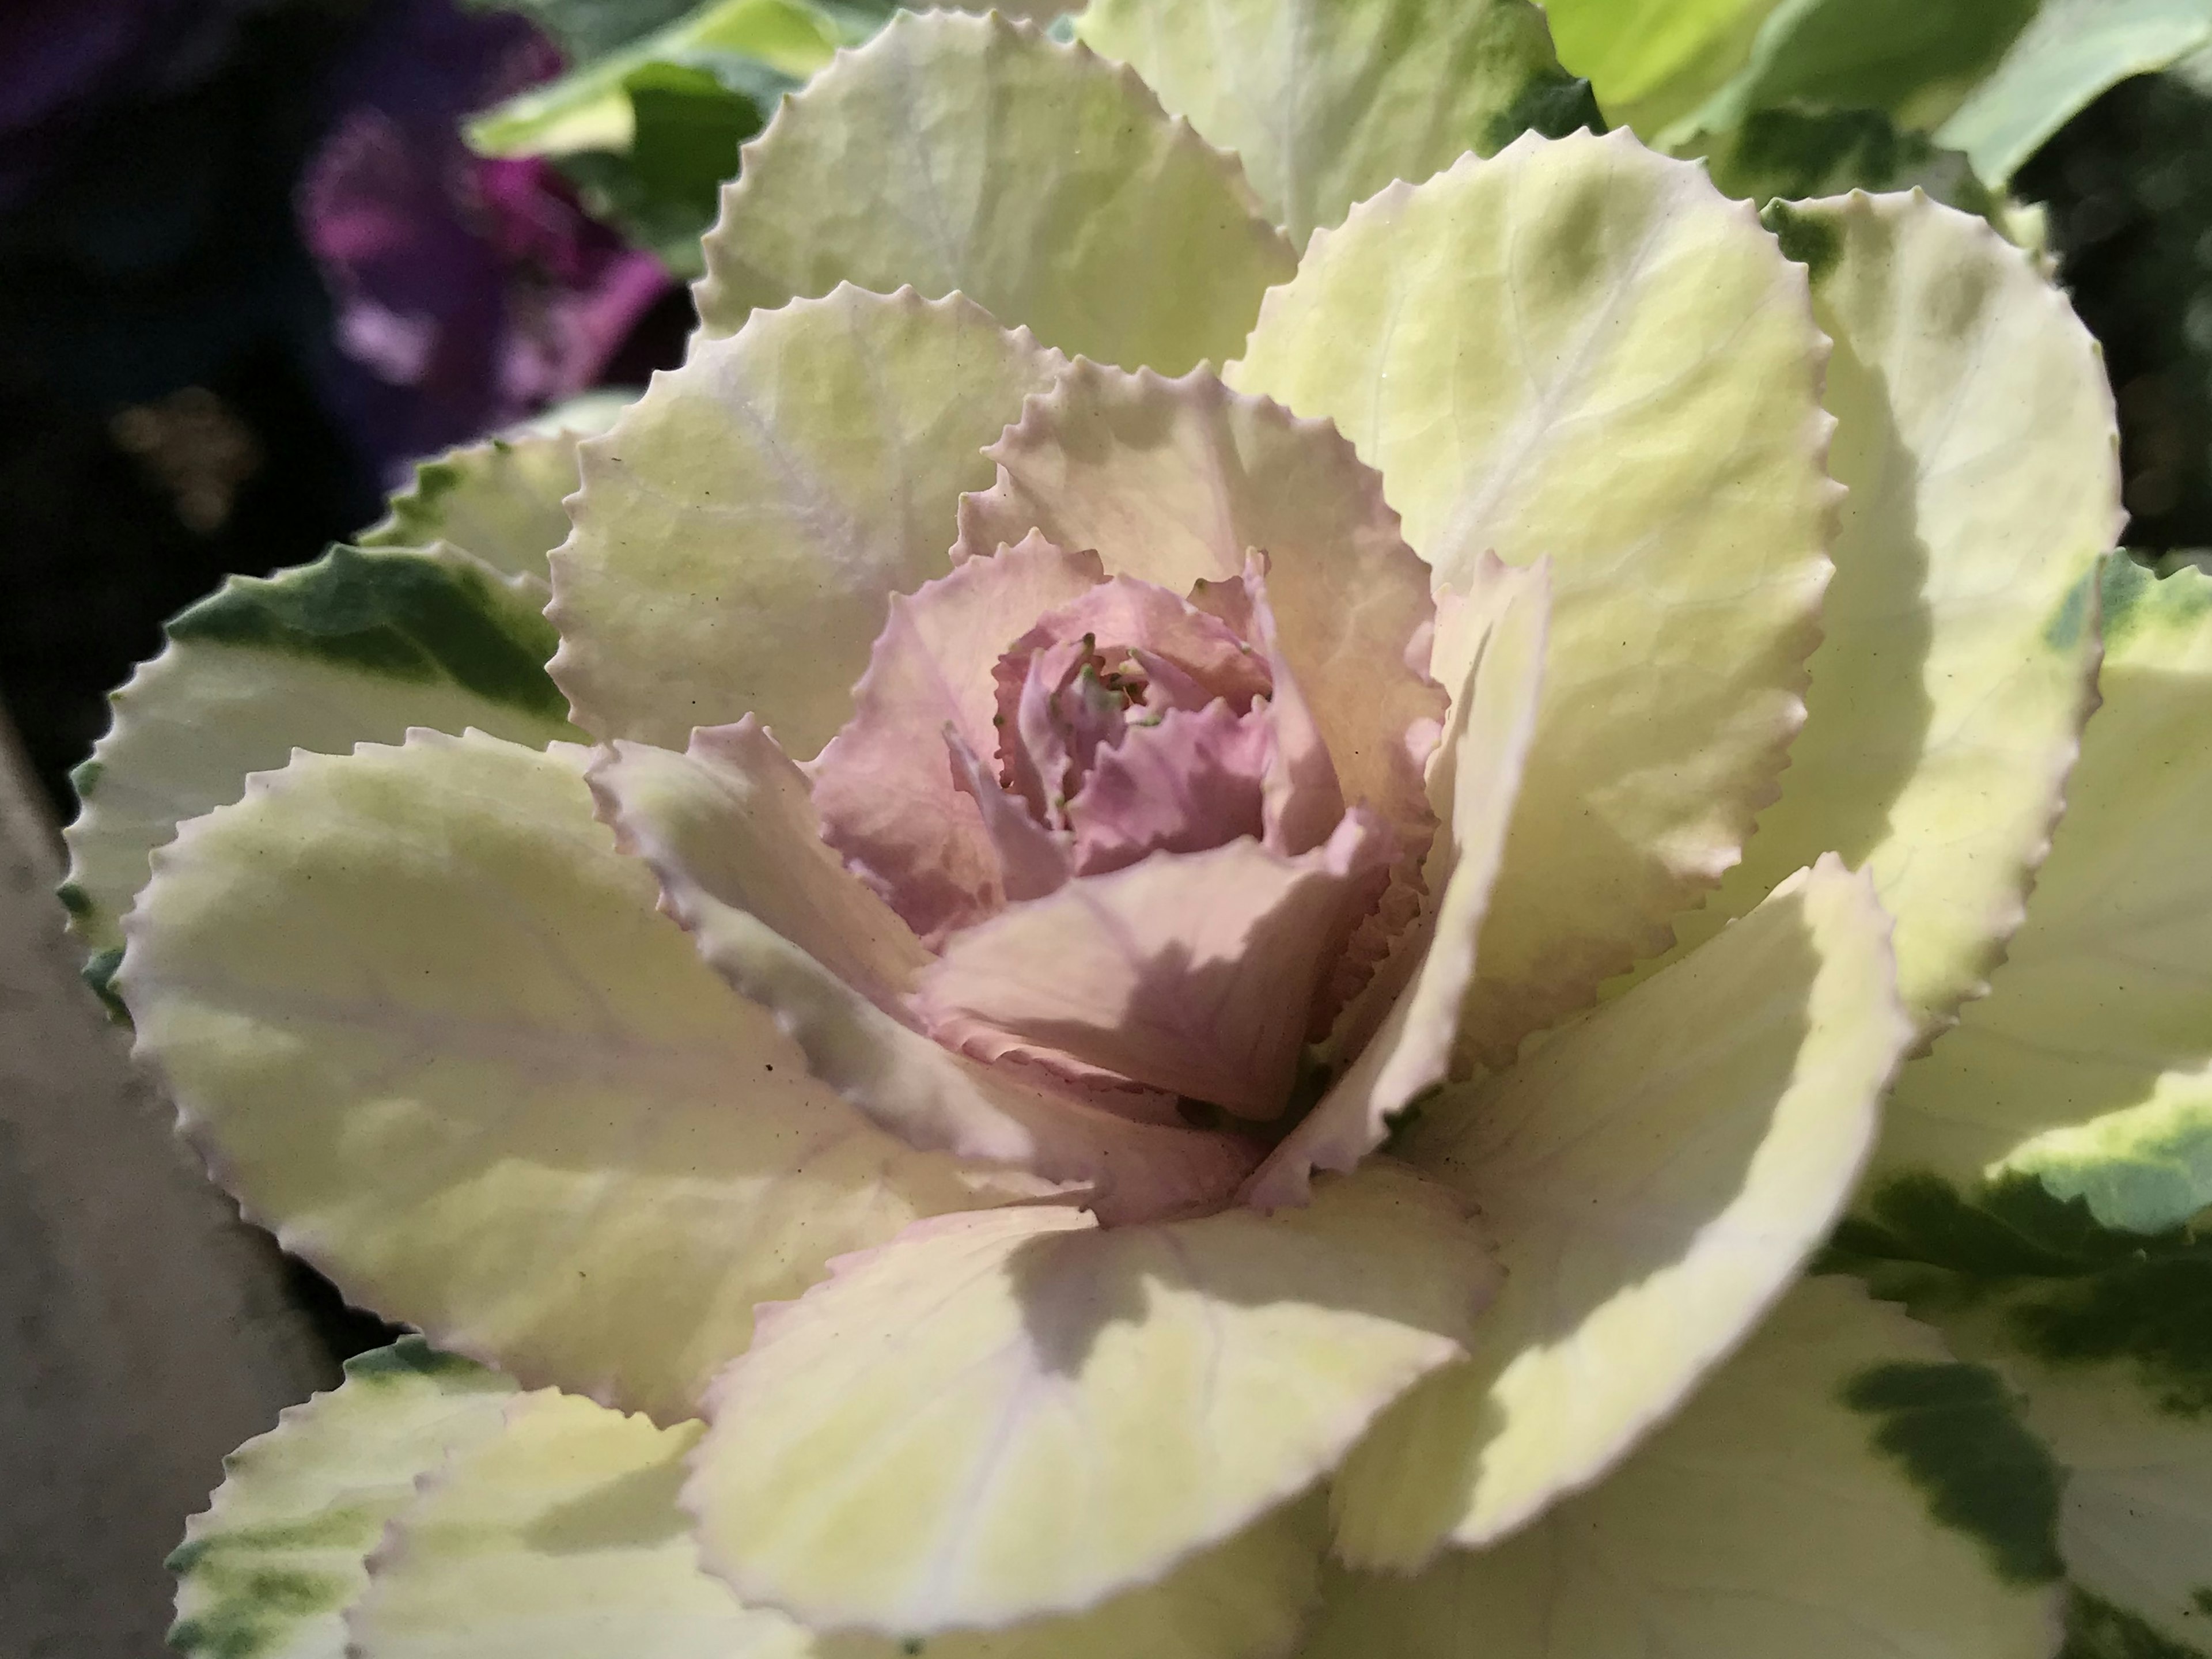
[301,0,675,479]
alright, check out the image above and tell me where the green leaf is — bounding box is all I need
[1680,0,2044,145]
[168,1339,515,1659]
[465,0,704,63]
[1073,0,1600,247]
[1689,104,2000,212]
[1936,0,2212,186]
[1539,0,1789,134]
[465,0,851,158]
[1301,1278,2063,1659]
[694,10,1297,374]
[60,544,578,957]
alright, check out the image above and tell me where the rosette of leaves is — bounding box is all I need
[57,5,2212,1657]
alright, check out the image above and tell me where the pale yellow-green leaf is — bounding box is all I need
[1300,1278,2063,1659]
[118,730,1018,1422]
[693,10,1296,373]
[169,1341,516,1659]
[360,410,624,584]
[1073,0,1596,247]
[349,1386,1325,1659]
[1657,191,2118,1037]
[1330,854,1911,1565]
[349,1393,802,1659]
[548,286,1063,756]
[1871,559,2212,1235]
[685,1165,1490,1633]
[61,544,577,957]
[1232,130,1834,1067]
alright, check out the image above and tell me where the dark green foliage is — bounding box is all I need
[165,545,569,722]
[1842,1359,2066,1583]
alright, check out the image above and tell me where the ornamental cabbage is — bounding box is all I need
[60,6,2212,1659]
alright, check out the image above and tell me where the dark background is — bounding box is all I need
[0,0,691,817]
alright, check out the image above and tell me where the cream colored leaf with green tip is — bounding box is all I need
[349,1392,805,1659]
[1073,0,1598,248]
[2011,1353,2212,1656]
[1906,1256,2212,1657]
[1657,192,2118,1040]
[692,11,1296,373]
[60,543,578,960]
[348,1388,1326,1659]
[685,1164,1490,1635]
[118,731,1027,1422]
[1540,0,1788,134]
[360,404,626,583]
[1231,129,1835,1068]
[549,286,1064,756]
[1329,855,1911,1566]
[1300,1277,2065,1659]
[169,1340,516,1659]
[1869,559,2212,1234]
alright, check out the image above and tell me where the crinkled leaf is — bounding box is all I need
[1073,0,1599,247]
[349,1386,1324,1659]
[119,732,1021,1421]
[1300,1277,2064,1659]
[1232,130,1834,1067]
[548,286,1064,756]
[694,10,1296,374]
[360,412,621,583]
[60,544,577,958]
[685,1165,1488,1634]
[1330,855,1910,1565]
[1656,190,2118,1036]
[1868,560,2212,1234]
[168,1340,515,1659]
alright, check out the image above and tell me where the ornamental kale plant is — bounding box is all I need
[56,5,2212,1658]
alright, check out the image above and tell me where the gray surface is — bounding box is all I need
[0,709,334,1657]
